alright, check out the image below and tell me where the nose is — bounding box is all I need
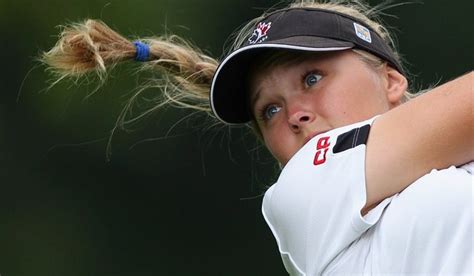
[288,110,315,133]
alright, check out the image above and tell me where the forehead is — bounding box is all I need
[250,50,353,79]
[248,52,324,109]
[249,51,310,90]
[248,50,368,108]
[251,50,322,76]
[248,50,344,88]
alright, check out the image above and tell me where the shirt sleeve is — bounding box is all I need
[367,162,473,273]
[262,117,394,274]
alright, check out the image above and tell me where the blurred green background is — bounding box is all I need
[0,0,472,275]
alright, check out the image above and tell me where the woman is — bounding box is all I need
[42,0,472,274]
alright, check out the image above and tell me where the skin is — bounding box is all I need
[250,49,473,214]
[250,50,406,165]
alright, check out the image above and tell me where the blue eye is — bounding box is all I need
[264,105,281,120]
[304,72,322,87]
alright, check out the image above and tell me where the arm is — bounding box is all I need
[363,71,473,214]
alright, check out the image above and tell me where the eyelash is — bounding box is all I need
[255,70,323,123]
[256,104,280,122]
[301,70,323,88]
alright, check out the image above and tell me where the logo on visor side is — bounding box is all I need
[248,22,272,44]
[353,22,372,43]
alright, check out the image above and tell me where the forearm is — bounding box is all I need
[364,71,473,210]
[403,71,474,168]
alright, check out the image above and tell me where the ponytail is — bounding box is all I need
[41,19,219,116]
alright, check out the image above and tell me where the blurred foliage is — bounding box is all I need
[0,0,472,275]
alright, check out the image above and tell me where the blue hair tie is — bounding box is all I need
[133,41,150,62]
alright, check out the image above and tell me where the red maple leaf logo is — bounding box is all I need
[257,22,271,36]
[248,22,272,44]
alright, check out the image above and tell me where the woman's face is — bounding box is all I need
[250,50,405,165]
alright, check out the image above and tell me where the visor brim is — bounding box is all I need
[210,36,354,124]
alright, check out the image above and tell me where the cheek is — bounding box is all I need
[320,78,388,123]
[262,125,293,164]
[262,129,282,157]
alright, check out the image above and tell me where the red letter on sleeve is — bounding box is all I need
[313,136,330,166]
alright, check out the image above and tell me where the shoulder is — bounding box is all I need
[283,116,376,173]
[262,117,384,274]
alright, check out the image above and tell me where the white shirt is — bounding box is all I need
[262,118,473,275]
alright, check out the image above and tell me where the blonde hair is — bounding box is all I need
[41,0,414,148]
[42,19,218,112]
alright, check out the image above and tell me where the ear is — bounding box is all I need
[382,64,408,106]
